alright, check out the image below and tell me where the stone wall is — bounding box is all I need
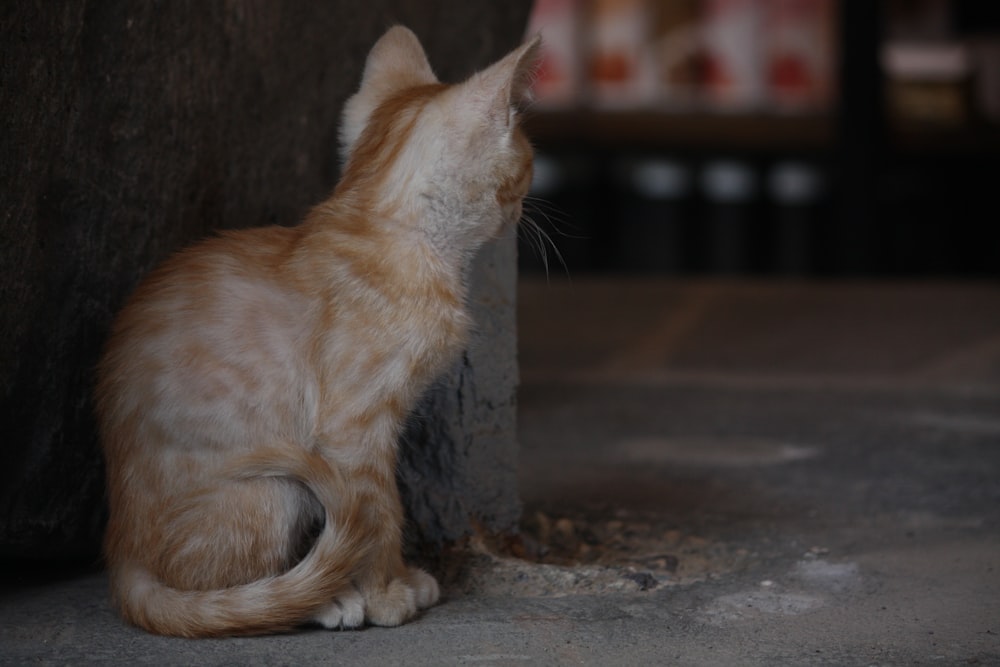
[0,2,531,560]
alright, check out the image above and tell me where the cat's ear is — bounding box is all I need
[462,35,543,130]
[357,25,438,97]
[339,26,438,163]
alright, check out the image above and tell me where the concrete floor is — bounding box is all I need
[2,278,999,665]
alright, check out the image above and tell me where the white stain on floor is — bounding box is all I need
[791,559,862,594]
[617,436,820,467]
[702,559,862,626]
[703,590,825,624]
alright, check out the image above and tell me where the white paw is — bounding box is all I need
[364,577,417,627]
[408,567,440,609]
[363,568,441,627]
[313,586,366,630]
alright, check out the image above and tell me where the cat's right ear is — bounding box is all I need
[339,26,438,164]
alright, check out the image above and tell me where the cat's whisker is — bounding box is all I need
[518,214,551,276]
[523,196,584,241]
[519,210,570,280]
[522,198,577,257]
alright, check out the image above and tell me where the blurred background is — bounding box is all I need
[518,0,1000,278]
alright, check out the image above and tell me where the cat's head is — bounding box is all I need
[337,26,541,262]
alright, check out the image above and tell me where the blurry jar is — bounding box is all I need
[767,161,825,275]
[700,160,759,274]
[616,158,693,273]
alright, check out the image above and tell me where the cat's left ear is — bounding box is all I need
[465,35,543,129]
[339,26,439,164]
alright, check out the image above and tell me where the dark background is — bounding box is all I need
[519,1,1000,278]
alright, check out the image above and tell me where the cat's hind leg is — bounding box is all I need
[154,478,321,591]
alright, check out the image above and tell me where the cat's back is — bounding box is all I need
[110,224,307,333]
[128,225,303,308]
[96,224,318,442]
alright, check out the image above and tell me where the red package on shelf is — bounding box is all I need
[701,0,767,111]
[585,0,657,108]
[764,0,837,112]
[525,0,583,109]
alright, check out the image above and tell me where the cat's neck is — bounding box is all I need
[300,197,471,306]
[309,189,486,286]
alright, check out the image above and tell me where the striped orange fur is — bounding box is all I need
[95,26,541,637]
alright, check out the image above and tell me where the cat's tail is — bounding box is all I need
[108,447,372,637]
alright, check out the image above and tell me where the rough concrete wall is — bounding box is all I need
[399,238,521,547]
[0,2,531,560]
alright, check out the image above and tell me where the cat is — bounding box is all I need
[94,25,540,638]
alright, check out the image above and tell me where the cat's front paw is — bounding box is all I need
[363,568,440,627]
[408,567,440,609]
[314,586,366,630]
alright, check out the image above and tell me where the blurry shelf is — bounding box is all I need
[524,110,834,152]
[889,121,1000,156]
[524,111,1000,157]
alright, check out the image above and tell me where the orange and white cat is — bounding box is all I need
[95,26,540,637]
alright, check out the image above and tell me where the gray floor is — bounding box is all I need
[3,278,999,665]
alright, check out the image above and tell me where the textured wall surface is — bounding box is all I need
[0,1,531,560]
[399,238,521,546]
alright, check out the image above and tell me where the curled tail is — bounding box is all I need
[109,449,369,637]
